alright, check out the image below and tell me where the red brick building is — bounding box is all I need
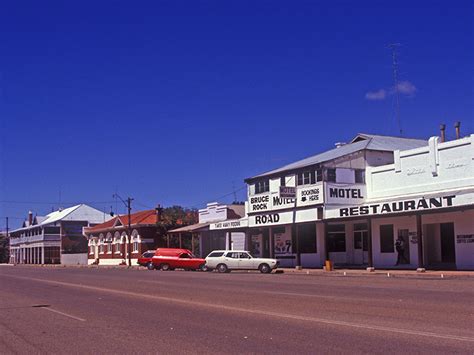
[83,209,166,265]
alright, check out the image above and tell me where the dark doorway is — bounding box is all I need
[440,223,455,263]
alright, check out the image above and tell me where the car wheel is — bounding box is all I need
[161,263,170,271]
[146,262,155,270]
[199,264,208,272]
[259,263,271,274]
[217,263,228,273]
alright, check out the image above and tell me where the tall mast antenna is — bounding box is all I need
[388,43,402,136]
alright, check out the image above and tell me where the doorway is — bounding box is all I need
[440,223,455,263]
[353,223,368,265]
[423,222,456,267]
[396,229,410,265]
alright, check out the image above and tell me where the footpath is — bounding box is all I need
[4,263,473,279]
[279,267,474,279]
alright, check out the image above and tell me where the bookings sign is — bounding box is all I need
[339,195,456,217]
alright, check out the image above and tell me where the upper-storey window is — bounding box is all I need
[297,169,323,186]
[326,168,336,182]
[280,176,286,187]
[355,169,365,183]
[255,179,269,194]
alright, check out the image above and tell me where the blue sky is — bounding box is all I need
[1,0,473,228]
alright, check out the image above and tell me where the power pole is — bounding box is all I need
[388,43,402,136]
[5,217,9,264]
[127,197,133,267]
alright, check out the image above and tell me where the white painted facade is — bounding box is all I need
[211,133,473,270]
[325,134,474,270]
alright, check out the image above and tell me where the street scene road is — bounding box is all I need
[0,266,473,354]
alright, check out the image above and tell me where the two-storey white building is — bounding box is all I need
[212,131,473,270]
[9,204,110,265]
[241,133,428,268]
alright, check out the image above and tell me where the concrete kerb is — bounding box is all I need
[278,267,474,279]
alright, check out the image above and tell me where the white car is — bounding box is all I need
[205,250,278,273]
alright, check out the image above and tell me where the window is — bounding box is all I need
[316,169,323,182]
[44,227,60,234]
[326,169,336,182]
[255,180,269,194]
[297,171,316,186]
[280,176,286,187]
[208,252,224,258]
[327,224,346,252]
[99,242,104,254]
[296,223,317,253]
[355,169,365,184]
[133,241,139,252]
[179,253,191,258]
[380,225,394,253]
[115,242,121,253]
[142,252,154,258]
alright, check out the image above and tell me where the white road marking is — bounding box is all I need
[41,307,86,322]
[4,274,474,343]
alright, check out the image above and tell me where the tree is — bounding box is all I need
[155,206,198,235]
[0,233,9,263]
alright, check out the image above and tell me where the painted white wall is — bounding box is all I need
[368,135,474,199]
[199,202,230,223]
[372,216,419,269]
[62,253,88,265]
[336,168,355,184]
[422,210,474,270]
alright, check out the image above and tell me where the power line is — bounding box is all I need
[0,200,116,205]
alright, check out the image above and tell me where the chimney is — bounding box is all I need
[454,121,461,139]
[335,142,346,148]
[28,211,33,225]
[440,124,446,143]
[155,204,163,223]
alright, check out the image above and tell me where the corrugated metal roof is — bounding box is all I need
[167,222,211,233]
[12,204,110,233]
[247,133,427,180]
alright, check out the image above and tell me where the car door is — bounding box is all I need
[223,252,239,269]
[237,252,253,269]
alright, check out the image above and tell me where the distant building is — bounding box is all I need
[9,204,110,265]
[83,209,164,265]
[168,202,246,257]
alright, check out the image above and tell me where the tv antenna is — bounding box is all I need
[388,43,402,136]
[232,181,238,203]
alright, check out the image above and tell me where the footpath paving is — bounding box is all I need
[279,267,474,279]
[3,263,473,279]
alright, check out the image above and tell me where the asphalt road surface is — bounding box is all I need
[0,266,473,354]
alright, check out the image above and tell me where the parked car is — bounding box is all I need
[137,250,156,270]
[151,248,206,271]
[205,250,278,273]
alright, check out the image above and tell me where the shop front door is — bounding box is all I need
[353,224,368,265]
[440,223,455,263]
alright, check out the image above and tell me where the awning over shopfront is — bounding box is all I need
[168,222,212,234]
[325,188,474,220]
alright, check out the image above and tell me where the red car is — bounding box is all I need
[150,248,206,271]
[137,250,156,269]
